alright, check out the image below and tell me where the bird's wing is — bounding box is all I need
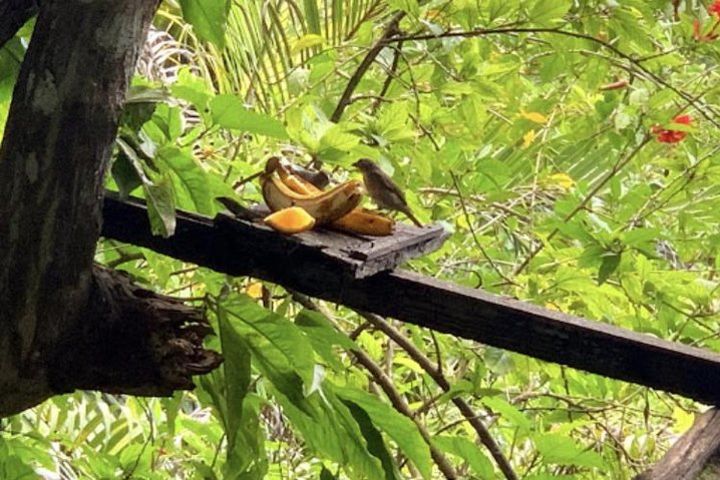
[371,170,408,205]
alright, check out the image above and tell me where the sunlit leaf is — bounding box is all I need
[210,95,288,139]
[179,0,232,48]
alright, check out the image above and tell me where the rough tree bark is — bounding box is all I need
[636,408,720,480]
[0,0,220,417]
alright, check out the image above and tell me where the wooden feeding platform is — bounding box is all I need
[224,201,451,278]
[102,191,720,407]
[221,217,449,279]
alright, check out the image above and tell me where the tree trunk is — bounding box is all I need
[0,0,220,417]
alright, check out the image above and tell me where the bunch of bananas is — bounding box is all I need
[260,157,395,236]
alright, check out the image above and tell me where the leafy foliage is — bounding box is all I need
[4,0,720,478]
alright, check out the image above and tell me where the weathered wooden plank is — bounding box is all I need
[102,194,720,405]
[636,408,720,480]
[241,202,450,278]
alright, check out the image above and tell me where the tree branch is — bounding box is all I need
[49,266,221,397]
[356,310,519,480]
[331,11,405,123]
[636,408,720,480]
[387,26,720,129]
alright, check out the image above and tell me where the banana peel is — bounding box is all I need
[331,208,395,236]
[277,169,323,196]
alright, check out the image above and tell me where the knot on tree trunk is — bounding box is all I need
[48,266,222,397]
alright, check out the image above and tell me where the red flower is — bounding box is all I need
[693,17,720,41]
[652,114,692,144]
[710,0,720,17]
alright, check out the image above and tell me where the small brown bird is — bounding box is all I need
[353,159,423,227]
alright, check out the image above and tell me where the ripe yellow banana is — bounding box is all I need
[260,173,362,224]
[265,157,323,196]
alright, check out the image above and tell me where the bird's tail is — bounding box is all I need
[404,208,424,228]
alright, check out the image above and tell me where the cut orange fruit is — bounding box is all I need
[264,207,316,234]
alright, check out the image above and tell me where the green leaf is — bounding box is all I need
[343,401,401,480]
[111,153,143,199]
[303,0,322,34]
[146,103,184,143]
[433,435,495,479]
[179,0,231,48]
[171,68,212,111]
[598,252,622,285]
[481,396,532,432]
[218,310,268,479]
[157,146,213,214]
[222,295,316,388]
[335,387,433,479]
[210,95,288,139]
[143,175,176,238]
[292,34,325,52]
[295,309,357,371]
[529,0,571,25]
[534,433,605,468]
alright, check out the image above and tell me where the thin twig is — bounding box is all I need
[450,171,518,286]
[371,39,404,113]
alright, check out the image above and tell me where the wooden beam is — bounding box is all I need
[636,408,720,479]
[102,194,720,405]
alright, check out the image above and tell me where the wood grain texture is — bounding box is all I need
[103,195,720,405]
[243,203,449,277]
[636,408,720,480]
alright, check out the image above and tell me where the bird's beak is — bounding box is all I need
[352,161,361,168]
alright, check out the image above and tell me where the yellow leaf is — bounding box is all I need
[245,281,264,299]
[521,111,548,124]
[672,408,694,434]
[522,129,536,148]
[547,173,575,190]
[292,34,324,52]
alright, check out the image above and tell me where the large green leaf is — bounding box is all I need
[295,309,357,371]
[143,175,176,238]
[334,387,433,479]
[210,95,288,139]
[529,0,571,25]
[433,435,495,479]
[222,295,316,388]
[226,307,385,479]
[157,146,213,214]
[343,401,401,480]
[179,0,232,48]
[534,433,605,468]
[218,309,268,479]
